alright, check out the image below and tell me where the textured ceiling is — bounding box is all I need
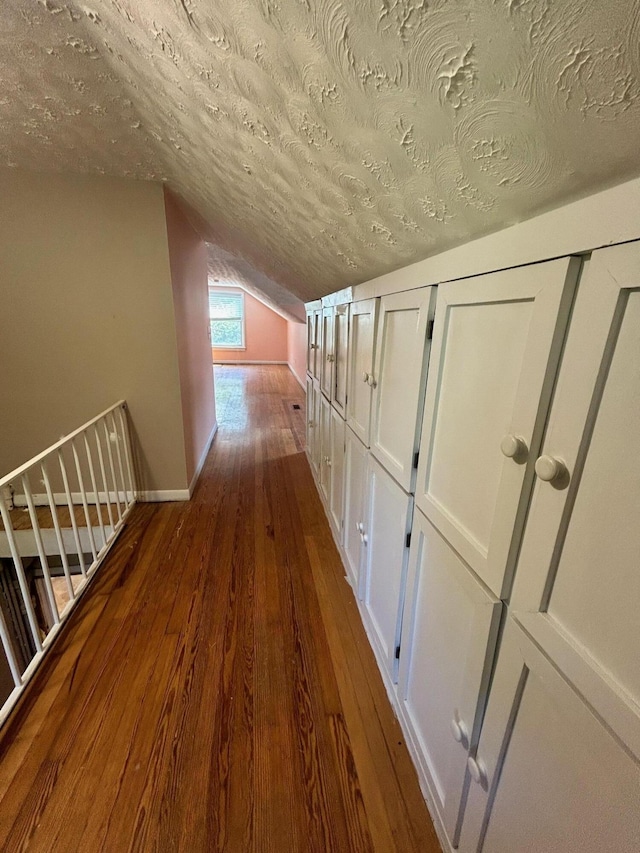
[2,0,640,307]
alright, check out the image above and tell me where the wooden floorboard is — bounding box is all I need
[0,364,441,853]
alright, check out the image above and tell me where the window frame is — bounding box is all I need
[209,288,246,351]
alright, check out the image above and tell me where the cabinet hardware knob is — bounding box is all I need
[308,420,314,427]
[362,371,370,383]
[535,454,568,484]
[361,533,368,545]
[450,718,469,745]
[327,354,335,362]
[326,459,332,467]
[467,756,487,786]
[367,374,377,388]
[310,344,316,350]
[500,434,528,459]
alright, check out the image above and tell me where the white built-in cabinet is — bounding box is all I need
[305,239,640,853]
[457,242,640,853]
[346,298,378,447]
[306,305,322,382]
[458,618,640,853]
[398,508,502,846]
[319,393,332,502]
[360,454,413,682]
[370,287,436,492]
[332,303,349,417]
[320,306,334,400]
[343,425,369,592]
[415,258,580,598]
[328,406,345,537]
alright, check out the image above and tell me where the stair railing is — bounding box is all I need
[0,401,136,724]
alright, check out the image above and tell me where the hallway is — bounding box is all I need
[0,365,439,852]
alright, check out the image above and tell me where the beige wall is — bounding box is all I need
[164,190,217,487]
[211,287,288,363]
[287,320,306,388]
[0,168,188,495]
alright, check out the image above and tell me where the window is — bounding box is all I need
[209,289,245,349]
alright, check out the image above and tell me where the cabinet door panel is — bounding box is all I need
[307,311,315,376]
[313,308,322,381]
[416,258,580,598]
[319,394,331,501]
[346,299,379,447]
[329,407,345,538]
[332,303,349,418]
[362,455,413,679]
[398,509,501,845]
[459,620,640,853]
[370,287,436,493]
[307,378,321,477]
[320,306,334,400]
[311,382,321,475]
[305,375,314,461]
[343,427,368,593]
[512,242,640,760]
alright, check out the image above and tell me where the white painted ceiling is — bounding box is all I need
[2,0,640,310]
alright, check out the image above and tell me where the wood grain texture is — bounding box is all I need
[0,365,440,853]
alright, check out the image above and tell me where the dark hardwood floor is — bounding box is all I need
[0,364,441,852]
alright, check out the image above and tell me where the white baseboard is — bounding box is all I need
[213,359,287,364]
[138,489,191,502]
[289,364,306,389]
[188,421,218,497]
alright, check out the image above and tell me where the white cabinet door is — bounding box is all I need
[459,619,640,853]
[306,310,315,376]
[320,306,334,400]
[415,258,580,598]
[343,426,369,594]
[307,380,322,477]
[332,303,349,418]
[312,308,322,381]
[398,509,502,847]
[370,287,436,493]
[511,241,640,762]
[346,298,379,447]
[361,454,413,681]
[319,393,332,501]
[329,406,345,538]
[306,375,314,460]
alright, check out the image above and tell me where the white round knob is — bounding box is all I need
[367,374,377,388]
[535,454,567,483]
[361,533,368,545]
[362,371,369,383]
[326,458,332,467]
[500,434,528,459]
[450,718,468,744]
[467,756,487,786]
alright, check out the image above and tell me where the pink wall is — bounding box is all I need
[164,189,217,487]
[211,287,288,362]
[287,320,307,388]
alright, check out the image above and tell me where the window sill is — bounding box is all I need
[212,346,246,351]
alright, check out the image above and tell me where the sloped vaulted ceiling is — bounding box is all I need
[2,0,640,307]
